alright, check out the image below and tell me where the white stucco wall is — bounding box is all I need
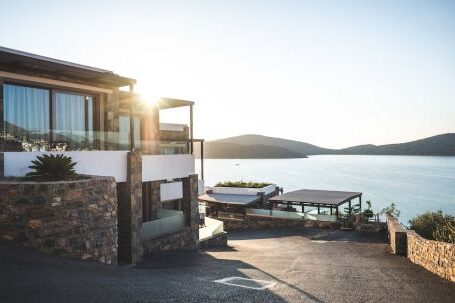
[4,151,128,182]
[160,181,183,201]
[142,154,195,182]
[206,184,276,196]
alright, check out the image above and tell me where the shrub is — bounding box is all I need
[380,202,400,218]
[409,211,455,243]
[363,200,374,218]
[22,154,78,181]
[214,181,272,188]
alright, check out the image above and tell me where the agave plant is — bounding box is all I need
[23,154,78,181]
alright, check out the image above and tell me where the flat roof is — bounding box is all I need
[0,46,135,87]
[269,189,362,206]
[199,193,261,206]
[157,98,195,109]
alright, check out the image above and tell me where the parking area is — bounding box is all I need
[1,228,454,302]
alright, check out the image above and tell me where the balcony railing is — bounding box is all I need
[0,129,191,155]
[141,209,185,240]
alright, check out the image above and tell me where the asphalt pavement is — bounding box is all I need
[1,228,454,302]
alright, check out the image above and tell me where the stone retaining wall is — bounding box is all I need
[0,176,118,264]
[222,215,338,230]
[199,232,228,249]
[407,230,455,282]
[386,215,407,256]
[143,227,197,252]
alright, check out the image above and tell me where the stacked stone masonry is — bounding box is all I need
[198,232,228,249]
[407,230,455,282]
[0,176,118,264]
[386,215,407,256]
[222,215,338,230]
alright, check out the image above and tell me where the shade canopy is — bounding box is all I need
[199,193,261,206]
[269,189,362,206]
[157,98,194,109]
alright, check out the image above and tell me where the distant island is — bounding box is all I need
[196,133,455,159]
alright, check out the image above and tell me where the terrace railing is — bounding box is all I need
[141,209,185,240]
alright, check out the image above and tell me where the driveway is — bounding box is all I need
[1,228,454,302]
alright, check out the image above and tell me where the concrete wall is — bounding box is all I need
[407,230,455,282]
[206,184,276,196]
[142,154,195,182]
[160,181,183,201]
[4,151,128,182]
[0,176,118,264]
[386,215,407,256]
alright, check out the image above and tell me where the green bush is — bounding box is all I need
[22,154,78,181]
[215,181,272,188]
[409,211,455,243]
[363,200,374,218]
[380,202,400,218]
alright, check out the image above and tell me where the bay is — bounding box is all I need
[196,155,455,224]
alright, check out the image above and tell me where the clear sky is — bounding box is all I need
[1,0,454,148]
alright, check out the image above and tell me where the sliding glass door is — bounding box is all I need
[54,92,94,150]
[2,83,98,151]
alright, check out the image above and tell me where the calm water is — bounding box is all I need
[196,156,455,224]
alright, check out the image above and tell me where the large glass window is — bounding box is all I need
[2,84,98,151]
[3,84,50,151]
[54,92,94,150]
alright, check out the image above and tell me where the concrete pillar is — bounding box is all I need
[117,151,143,264]
[182,174,199,249]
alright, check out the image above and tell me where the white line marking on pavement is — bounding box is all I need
[213,277,276,290]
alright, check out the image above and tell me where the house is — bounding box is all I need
[0,46,204,264]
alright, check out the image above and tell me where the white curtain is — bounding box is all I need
[55,92,93,148]
[4,84,50,139]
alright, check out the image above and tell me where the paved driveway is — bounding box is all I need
[1,228,454,302]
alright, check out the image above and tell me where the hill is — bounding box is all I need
[339,133,455,156]
[199,133,455,158]
[197,142,307,159]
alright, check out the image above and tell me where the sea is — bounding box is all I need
[196,155,455,225]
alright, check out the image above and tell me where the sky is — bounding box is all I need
[1,0,454,148]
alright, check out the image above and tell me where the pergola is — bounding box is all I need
[268,189,362,217]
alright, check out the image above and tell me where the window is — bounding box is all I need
[2,83,99,151]
[54,92,94,150]
[3,84,50,151]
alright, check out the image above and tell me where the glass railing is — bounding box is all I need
[141,209,185,239]
[0,129,191,155]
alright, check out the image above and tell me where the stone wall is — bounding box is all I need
[407,230,455,282]
[222,215,338,230]
[199,232,228,249]
[386,215,407,256]
[0,176,118,264]
[117,151,143,264]
[143,227,196,252]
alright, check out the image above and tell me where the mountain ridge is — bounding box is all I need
[197,133,455,158]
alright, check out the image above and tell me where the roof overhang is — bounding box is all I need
[0,46,135,88]
[157,98,195,109]
[199,193,261,206]
[269,189,362,206]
